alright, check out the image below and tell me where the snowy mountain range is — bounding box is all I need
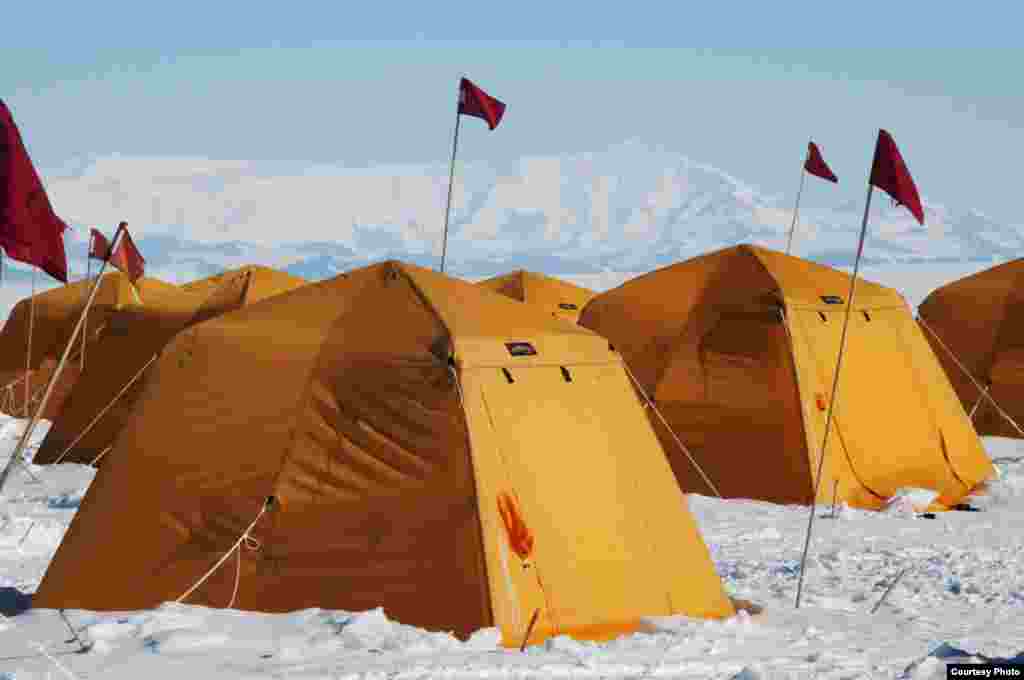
[5,140,1022,284]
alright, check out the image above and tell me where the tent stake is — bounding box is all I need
[870,567,908,614]
[520,608,541,652]
[830,479,839,519]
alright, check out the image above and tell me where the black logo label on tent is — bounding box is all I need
[505,342,537,357]
[558,303,579,311]
[820,295,844,305]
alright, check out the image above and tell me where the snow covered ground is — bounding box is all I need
[1,415,1022,679]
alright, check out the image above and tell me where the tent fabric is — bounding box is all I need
[0,273,185,418]
[32,267,306,465]
[919,259,1024,438]
[33,261,734,645]
[0,359,80,421]
[180,265,307,303]
[0,272,180,373]
[579,244,994,510]
[476,270,596,323]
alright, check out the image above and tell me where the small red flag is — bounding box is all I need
[88,228,111,260]
[108,223,145,282]
[804,142,838,183]
[0,99,69,283]
[869,129,924,225]
[458,78,506,130]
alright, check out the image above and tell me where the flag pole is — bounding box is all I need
[81,235,93,371]
[794,183,875,609]
[785,167,807,256]
[0,223,126,494]
[439,95,463,274]
[25,267,37,417]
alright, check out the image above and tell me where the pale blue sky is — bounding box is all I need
[4,2,1024,223]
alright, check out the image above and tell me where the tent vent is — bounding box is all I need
[560,366,572,383]
[820,295,844,305]
[862,311,871,321]
[558,302,579,311]
[818,312,827,322]
[505,342,537,357]
[502,368,515,384]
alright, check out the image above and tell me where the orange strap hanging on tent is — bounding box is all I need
[497,492,534,562]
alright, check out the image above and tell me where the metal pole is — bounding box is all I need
[81,237,93,371]
[785,168,807,256]
[439,102,462,274]
[25,267,37,417]
[0,224,126,493]
[795,184,874,609]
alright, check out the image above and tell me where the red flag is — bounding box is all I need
[108,223,145,282]
[804,142,838,183]
[0,99,69,283]
[88,228,111,260]
[458,78,506,130]
[869,129,924,225]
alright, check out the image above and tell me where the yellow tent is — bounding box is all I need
[579,244,994,510]
[0,273,183,418]
[0,273,179,373]
[919,259,1024,439]
[180,264,307,301]
[33,266,308,465]
[476,270,595,323]
[34,261,734,644]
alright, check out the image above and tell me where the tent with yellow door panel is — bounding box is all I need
[476,270,595,323]
[579,244,994,510]
[918,259,1024,439]
[0,272,185,418]
[33,265,308,465]
[33,261,734,644]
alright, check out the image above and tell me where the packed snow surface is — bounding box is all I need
[1,416,1022,679]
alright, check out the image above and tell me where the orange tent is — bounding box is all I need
[919,259,1024,439]
[476,270,595,322]
[33,265,308,465]
[180,264,307,300]
[0,273,183,418]
[580,244,994,510]
[34,261,734,644]
[0,273,180,373]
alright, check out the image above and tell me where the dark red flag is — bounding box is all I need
[108,223,145,282]
[89,228,111,260]
[0,99,69,283]
[804,142,838,183]
[869,129,924,225]
[458,78,506,130]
